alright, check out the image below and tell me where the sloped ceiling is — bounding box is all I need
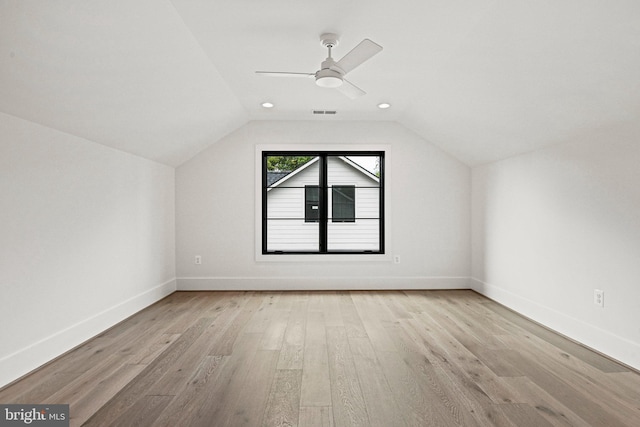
[2,0,639,166]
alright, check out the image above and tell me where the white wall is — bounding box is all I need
[0,113,176,388]
[471,130,640,370]
[176,120,471,290]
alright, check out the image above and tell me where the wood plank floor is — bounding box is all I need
[1,290,639,426]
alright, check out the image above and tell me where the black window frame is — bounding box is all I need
[262,151,385,255]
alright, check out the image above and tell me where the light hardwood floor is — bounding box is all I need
[1,290,639,426]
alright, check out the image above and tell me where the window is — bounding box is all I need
[262,151,384,254]
[305,185,319,222]
[332,186,355,222]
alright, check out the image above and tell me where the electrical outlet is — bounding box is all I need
[195,255,202,265]
[594,289,604,308]
[394,255,401,264]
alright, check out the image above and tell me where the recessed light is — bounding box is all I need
[377,103,391,109]
[261,102,274,108]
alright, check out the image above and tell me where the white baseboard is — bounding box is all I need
[0,278,176,389]
[177,276,471,291]
[470,277,640,371]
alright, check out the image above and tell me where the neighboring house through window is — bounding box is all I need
[262,151,384,254]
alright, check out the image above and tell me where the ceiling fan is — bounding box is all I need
[255,33,383,99]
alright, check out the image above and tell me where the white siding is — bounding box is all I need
[266,157,380,251]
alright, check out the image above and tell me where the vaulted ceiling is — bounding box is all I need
[2,1,639,166]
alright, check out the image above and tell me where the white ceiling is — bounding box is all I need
[2,0,639,166]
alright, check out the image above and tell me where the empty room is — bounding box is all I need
[1,1,639,426]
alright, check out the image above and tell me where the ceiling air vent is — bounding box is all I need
[312,110,337,115]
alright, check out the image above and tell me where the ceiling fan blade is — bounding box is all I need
[255,71,314,78]
[336,79,366,99]
[335,39,383,74]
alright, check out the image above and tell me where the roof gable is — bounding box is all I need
[267,157,320,190]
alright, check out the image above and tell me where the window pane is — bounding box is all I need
[265,180,320,251]
[267,219,319,252]
[327,219,380,251]
[265,156,320,251]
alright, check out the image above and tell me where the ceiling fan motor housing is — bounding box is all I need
[315,57,344,87]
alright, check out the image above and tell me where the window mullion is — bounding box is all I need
[319,154,328,252]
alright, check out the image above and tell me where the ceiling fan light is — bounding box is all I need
[315,68,343,88]
[316,75,343,88]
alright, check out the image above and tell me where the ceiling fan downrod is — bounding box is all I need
[316,33,343,87]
